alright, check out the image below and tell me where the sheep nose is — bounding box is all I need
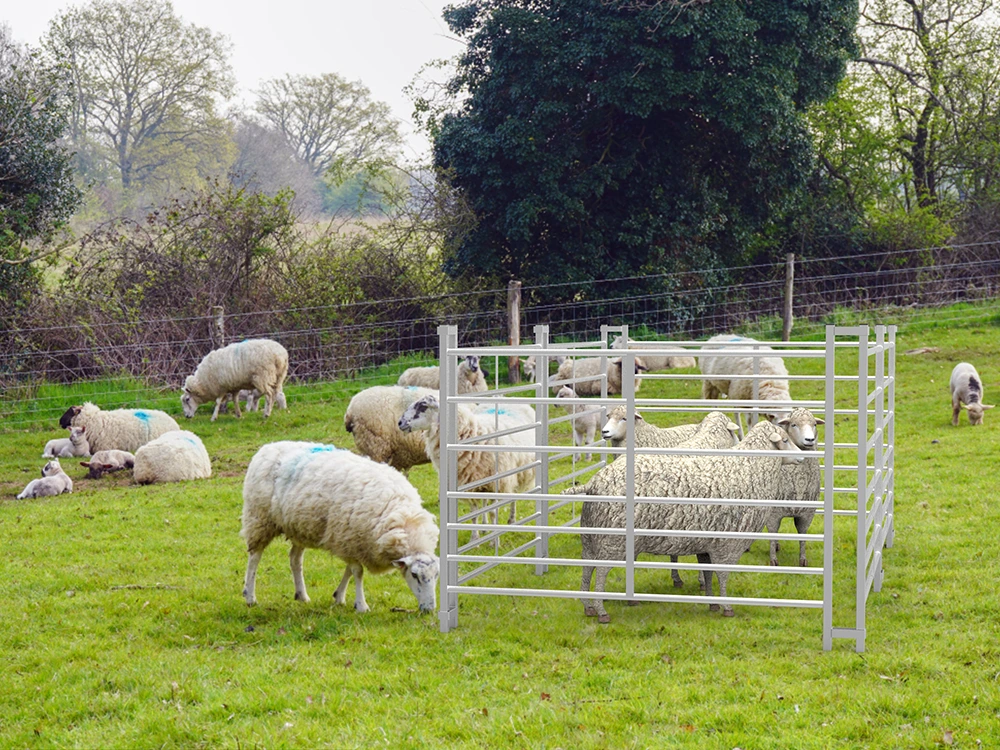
[601,430,612,439]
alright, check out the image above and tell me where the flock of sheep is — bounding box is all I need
[12,329,992,622]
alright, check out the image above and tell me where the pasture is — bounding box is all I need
[1,308,999,748]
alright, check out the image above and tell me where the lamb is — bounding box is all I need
[763,408,824,567]
[80,450,136,479]
[555,386,601,460]
[398,394,536,538]
[579,418,802,622]
[42,425,90,458]
[240,441,440,613]
[59,402,179,453]
[611,335,697,370]
[699,334,791,423]
[553,356,647,396]
[133,430,212,484]
[219,388,288,415]
[950,362,994,426]
[16,460,73,499]
[181,338,289,421]
[397,355,488,394]
[344,385,439,472]
[520,355,566,382]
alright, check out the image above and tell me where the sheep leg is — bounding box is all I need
[290,545,309,602]
[795,515,811,567]
[211,397,224,422]
[333,565,352,606]
[769,519,781,566]
[243,549,264,606]
[717,568,735,617]
[232,395,242,419]
[698,553,718,611]
[585,422,596,461]
[670,555,684,588]
[351,563,369,613]
[262,390,274,418]
[952,400,961,426]
[581,564,599,617]
[594,566,612,623]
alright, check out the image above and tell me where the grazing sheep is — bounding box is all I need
[398,394,536,538]
[181,338,289,421]
[553,356,647,396]
[699,334,791,423]
[344,385,439,473]
[16,460,73,499]
[611,335,697,370]
[556,386,601,460]
[763,408,824,567]
[42,425,90,459]
[133,430,212,484]
[59,402,180,453]
[80,450,136,479]
[950,362,994,426]
[580,419,802,622]
[240,441,440,613]
[397,355,488,394]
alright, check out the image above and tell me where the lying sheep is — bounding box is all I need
[60,402,179,453]
[556,386,601,460]
[399,394,536,538]
[763,408,824,567]
[133,430,212,484]
[181,338,288,421]
[16,460,73,499]
[611,335,697,370]
[42,425,90,459]
[397,355,488,394]
[580,418,802,622]
[553,356,647,396]
[344,385,439,473]
[80,450,136,479]
[950,362,994,426]
[240,441,440,613]
[699,334,791,424]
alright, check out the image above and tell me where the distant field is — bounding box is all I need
[1,306,998,748]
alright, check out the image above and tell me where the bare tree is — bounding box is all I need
[254,73,402,179]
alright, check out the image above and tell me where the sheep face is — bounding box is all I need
[398,395,439,433]
[778,409,824,450]
[521,356,536,380]
[42,459,62,477]
[963,401,994,425]
[767,426,805,464]
[59,405,81,429]
[180,380,202,418]
[464,355,480,373]
[601,409,645,442]
[394,553,440,613]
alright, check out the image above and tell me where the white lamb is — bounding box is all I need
[397,355,488,394]
[80,450,136,479]
[344,385,439,472]
[699,334,791,423]
[16,460,73,499]
[133,430,212,484]
[950,362,994,426]
[219,388,288,416]
[42,425,90,458]
[181,338,289,421]
[59,402,179,453]
[398,394,536,538]
[555,386,601,460]
[240,441,440,613]
[611,335,697,370]
[553,356,647,396]
[520,355,566,382]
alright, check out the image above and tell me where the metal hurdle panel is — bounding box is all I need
[436,324,895,651]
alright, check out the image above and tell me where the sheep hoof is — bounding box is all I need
[769,559,779,566]
[354,603,370,613]
[708,603,721,612]
[583,606,598,617]
[294,592,310,603]
[673,580,684,589]
[799,558,808,568]
[626,600,639,607]
[597,613,611,624]
[722,609,735,618]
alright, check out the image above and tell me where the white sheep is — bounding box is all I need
[699,334,791,423]
[42,425,90,459]
[763,408,824,567]
[553,356,647,396]
[181,338,289,421]
[59,402,180,453]
[344,385,439,472]
[611,335,697,370]
[520,355,566,382]
[80,450,136,479]
[133,430,212,484]
[579,418,802,622]
[16,459,73,499]
[219,388,288,416]
[398,394,536,538]
[600,406,703,449]
[397,355,488,394]
[240,441,440,613]
[950,362,994,426]
[555,386,601,460]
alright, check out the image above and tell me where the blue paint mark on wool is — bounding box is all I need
[134,411,151,422]
[309,444,340,453]
[479,407,509,416]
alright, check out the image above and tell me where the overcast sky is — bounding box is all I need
[3,0,463,158]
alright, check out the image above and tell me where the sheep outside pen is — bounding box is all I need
[430,324,896,653]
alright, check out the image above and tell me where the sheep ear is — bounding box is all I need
[80,461,91,468]
[961,403,969,410]
[983,404,995,410]
[727,421,740,432]
[392,557,412,571]
[814,418,825,425]
[768,431,781,444]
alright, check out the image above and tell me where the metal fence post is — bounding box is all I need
[855,326,870,653]
[438,325,460,632]
[822,325,836,651]
[534,324,550,575]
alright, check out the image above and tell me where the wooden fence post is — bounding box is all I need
[508,280,522,383]
[210,306,225,349]
[782,253,795,342]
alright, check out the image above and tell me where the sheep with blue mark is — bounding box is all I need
[240,441,439,613]
[344,385,439,472]
[133,430,212,484]
[181,338,289,421]
[60,402,180,453]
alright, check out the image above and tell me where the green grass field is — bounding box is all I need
[2,308,999,748]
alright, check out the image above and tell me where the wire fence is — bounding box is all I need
[1,242,998,428]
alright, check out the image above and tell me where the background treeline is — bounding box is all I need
[3,0,1000,383]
